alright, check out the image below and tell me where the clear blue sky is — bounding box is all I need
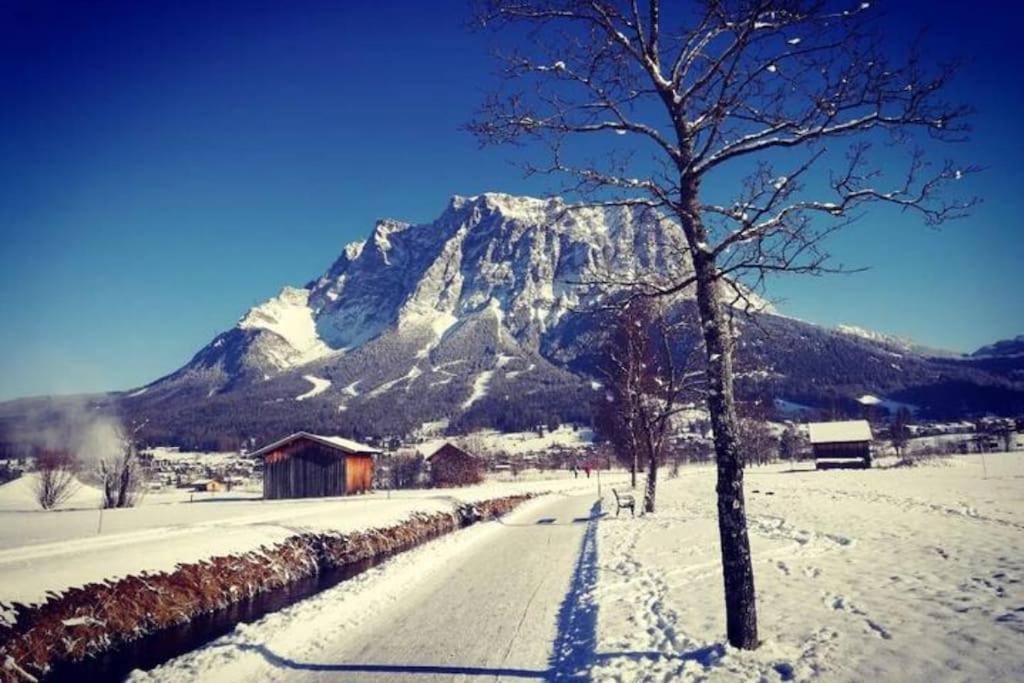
[0,0,1021,401]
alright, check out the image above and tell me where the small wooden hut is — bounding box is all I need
[251,432,380,500]
[807,420,873,469]
[427,443,484,487]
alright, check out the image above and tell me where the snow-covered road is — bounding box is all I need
[135,492,604,682]
[282,492,601,681]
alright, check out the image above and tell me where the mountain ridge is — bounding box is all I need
[1,193,1021,450]
[972,335,1024,358]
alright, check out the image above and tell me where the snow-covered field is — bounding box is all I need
[5,454,1021,680]
[134,453,1023,682]
[592,453,1024,681]
[0,472,620,619]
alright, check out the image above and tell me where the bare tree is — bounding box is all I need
[32,449,80,510]
[377,449,428,489]
[98,421,146,509]
[737,417,777,466]
[593,306,645,489]
[471,0,975,648]
[978,417,1015,454]
[594,298,702,512]
[778,425,806,462]
[737,398,778,465]
[890,406,912,458]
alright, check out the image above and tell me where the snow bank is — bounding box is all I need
[0,495,534,680]
[128,494,568,683]
[0,474,618,611]
[0,474,103,513]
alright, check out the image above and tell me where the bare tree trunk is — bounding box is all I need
[117,454,132,508]
[693,252,759,650]
[643,442,658,514]
[631,449,638,489]
[102,462,118,509]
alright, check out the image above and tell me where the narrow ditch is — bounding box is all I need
[0,495,532,682]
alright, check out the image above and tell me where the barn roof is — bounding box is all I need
[427,443,477,461]
[807,420,873,444]
[249,431,381,459]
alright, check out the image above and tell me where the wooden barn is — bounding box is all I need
[427,443,484,487]
[807,420,873,470]
[250,432,380,500]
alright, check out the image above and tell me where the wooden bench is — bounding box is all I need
[612,488,636,517]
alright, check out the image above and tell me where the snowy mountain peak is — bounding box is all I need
[237,286,332,369]
[116,193,1024,441]
[170,193,758,385]
[343,240,365,261]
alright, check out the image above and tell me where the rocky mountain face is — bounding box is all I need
[2,193,1020,450]
[121,194,702,445]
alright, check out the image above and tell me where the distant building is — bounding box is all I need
[427,443,484,487]
[250,432,380,500]
[807,420,873,469]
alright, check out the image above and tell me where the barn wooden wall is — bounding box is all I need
[345,454,373,494]
[812,441,870,459]
[264,441,347,500]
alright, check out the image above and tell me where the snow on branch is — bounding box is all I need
[472,0,978,290]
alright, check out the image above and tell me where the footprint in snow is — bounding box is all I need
[865,619,892,640]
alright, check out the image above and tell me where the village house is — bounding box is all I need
[807,420,873,469]
[427,443,484,487]
[250,432,380,500]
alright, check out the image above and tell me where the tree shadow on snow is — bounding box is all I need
[226,501,605,681]
[228,643,548,678]
[224,500,718,680]
[547,502,729,679]
[547,500,602,680]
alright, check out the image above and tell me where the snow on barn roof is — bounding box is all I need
[249,431,381,459]
[807,420,873,444]
[426,442,477,461]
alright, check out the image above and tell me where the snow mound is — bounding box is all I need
[0,474,103,512]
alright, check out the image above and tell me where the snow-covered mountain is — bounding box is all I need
[972,335,1024,358]
[834,324,959,359]
[835,324,916,351]
[150,193,700,394]
[9,192,1017,449]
